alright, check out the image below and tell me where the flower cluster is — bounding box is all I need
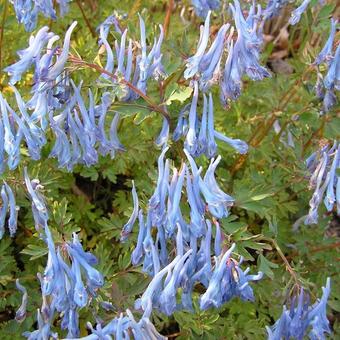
[23,169,104,338]
[184,1,271,105]
[98,15,165,100]
[173,81,248,158]
[2,15,166,172]
[305,141,339,225]
[123,147,262,318]
[0,181,19,239]
[16,169,166,339]
[263,0,289,19]
[191,0,220,18]
[266,278,331,340]
[314,18,339,113]
[10,0,69,31]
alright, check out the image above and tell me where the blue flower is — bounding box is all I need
[121,180,139,241]
[305,142,339,225]
[192,1,220,18]
[43,22,77,83]
[24,167,49,230]
[4,26,53,83]
[314,19,338,65]
[184,12,211,79]
[184,81,199,155]
[200,243,236,309]
[0,185,9,239]
[15,279,28,323]
[4,181,19,237]
[289,0,311,26]
[266,278,331,340]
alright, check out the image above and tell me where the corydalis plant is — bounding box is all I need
[123,147,261,317]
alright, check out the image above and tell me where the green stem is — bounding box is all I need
[0,0,9,85]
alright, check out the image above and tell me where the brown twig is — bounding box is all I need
[69,56,171,122]
[75,0,96,38]
[270,238,300,285]
[163,0,174,38]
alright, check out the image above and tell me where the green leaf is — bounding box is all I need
[21,244,48,260]
[166,85,192,105]
[258,254,278,280]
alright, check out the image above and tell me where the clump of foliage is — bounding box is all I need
[0,0,339,339]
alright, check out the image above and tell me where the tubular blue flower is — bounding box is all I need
[173,104,189,142]
[199,24,229,91]
[71,256,88,308]
[136,16,165,90]
[68,246,104,290]
[314,19,338,65]
[49,111,72,169]
[200,243,236,310]
[214,131,249,154]
[185,81,199,155]
[0,185,9,239]
[184,12,211,79]
[305,143,339,225]
[121,180,139,241]
[197,94,208,156]
[131,210,147,266]
[97,14,122,44]
[192,1,220,18]
[99,25,114,78]
[186,167,205,237]
[323,89,337,112]
[155,116,169,147]
[158,250,193,315]
[220,39,242,102]
[203,156,234,218]
[43,21,77,82]
[24,167,49,230]
[71,233,98,266]
[263,0,288,19]
[324,43,340,91]
[0,118,4,174]
[324,145,339,211]
[34,0,56,20]
[4,26,52,83]
[57,0,70,16]
[15,279,28,323]
[214,220,222,256]
[206,92,217,158]
[0,93,22,170]
[135,255,180,314]
[289,0,311,26]
[4,181,19,237]
[167,165,186,236]
[149,146,169,225]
